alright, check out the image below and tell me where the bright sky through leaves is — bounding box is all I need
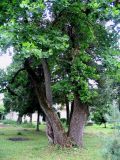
[0,54,12,69]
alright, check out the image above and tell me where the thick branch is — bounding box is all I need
[6,86,18,96]
[11,68,25,83]
[41,58,53,106]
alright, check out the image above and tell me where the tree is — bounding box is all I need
[3,59,45,130]
[0,0,119,147]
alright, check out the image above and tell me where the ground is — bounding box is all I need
[0,122,113,160]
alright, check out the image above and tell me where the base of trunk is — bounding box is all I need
[69,96,88,147]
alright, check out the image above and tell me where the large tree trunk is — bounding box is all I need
[35,89,69,146]
[24,59,70,146]
[41,58,55,143]
[68,96,88,147]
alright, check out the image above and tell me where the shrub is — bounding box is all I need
[17,132,23,136]
[21,123,35,128]
[1,119,17,125]
[103,136,120,160]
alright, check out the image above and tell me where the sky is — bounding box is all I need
[0,53,13,103]
[0,54,12,70]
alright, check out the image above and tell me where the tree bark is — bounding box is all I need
[41,58,53,106]
[17,114,22,124]
[35,88,69,146]
[29,113,32,124]
[104,123,107,128]
[65,97,70,126]
[41,58,54,143]
[68,96,88,147]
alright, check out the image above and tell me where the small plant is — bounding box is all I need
[103,102,120,160]
[21,123,35,128]
[17,132,23,136]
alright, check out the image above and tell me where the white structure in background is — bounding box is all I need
[54,103,66,119]
[0,94,4,105]
[5,111,43,123]
[5,104,67,123]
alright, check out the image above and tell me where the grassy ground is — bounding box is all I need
[0,123,113,160]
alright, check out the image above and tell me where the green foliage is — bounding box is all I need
[21,122,35,128]
[2,119,17,125]
[103,137,120,160]
[0,104,5,114]
[17,131,23,136]
[92,110,107,126]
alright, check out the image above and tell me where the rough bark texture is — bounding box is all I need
[41,58,55,143]
[65,98,70,126]
[41,58,53,106]
[69,96,88,147]
[35,87,69,146]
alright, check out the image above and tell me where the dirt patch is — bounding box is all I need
[0,124,6,128]
[0,123,9,128]
[8,137,29,141]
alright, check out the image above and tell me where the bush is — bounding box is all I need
[1,119,17,125]
[17,132,23,136]
[21,123,35,128]
[103,136,120,160]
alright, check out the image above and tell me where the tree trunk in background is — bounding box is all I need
[17,114,22,124]
[69,96,88,147]
[65,98,70,126]
[36,110,40,131]
[104,123,107,128]
[29,113,32,124]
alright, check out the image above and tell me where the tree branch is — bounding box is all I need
[6,86,18,96]
[11,68,25,84]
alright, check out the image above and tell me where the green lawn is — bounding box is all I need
[0,123,113,160]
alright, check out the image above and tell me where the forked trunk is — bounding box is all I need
[69,96,88,147]
[24,59,70,146]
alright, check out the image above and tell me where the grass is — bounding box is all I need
[0,123,114,160]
